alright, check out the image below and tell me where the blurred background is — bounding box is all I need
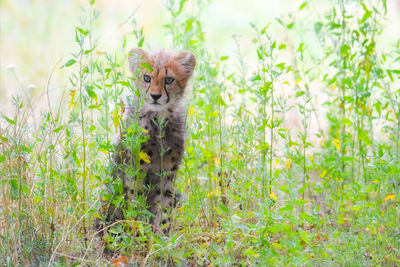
[1,0,399,114]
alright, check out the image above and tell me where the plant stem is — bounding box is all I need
[78,44,87,236]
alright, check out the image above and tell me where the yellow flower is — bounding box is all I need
[214,156,220,166]
[139,151,151,164]
[188,105,195,115]
[284,158,292,169]
[68,90,76,110]
[384,194,395,202]
[269,191,277,201]
[333,138,341,152]
[207,187,221,198]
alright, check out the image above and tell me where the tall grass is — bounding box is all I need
[0,0,399,265]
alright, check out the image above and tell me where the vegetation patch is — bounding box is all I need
[0,0,399,265]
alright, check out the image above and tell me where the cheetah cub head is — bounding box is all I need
[128,48,196,112]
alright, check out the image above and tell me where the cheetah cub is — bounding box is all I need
[105,48,195,233]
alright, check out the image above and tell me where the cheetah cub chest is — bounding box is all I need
[114,48,196,231]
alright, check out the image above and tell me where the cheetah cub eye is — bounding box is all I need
[143,74,151,83]
[165,77,174,85]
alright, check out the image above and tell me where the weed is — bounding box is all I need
[0,0,399,265]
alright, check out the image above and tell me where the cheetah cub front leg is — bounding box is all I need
[110,48,195,233]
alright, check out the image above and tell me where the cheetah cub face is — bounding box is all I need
[128,48,196,113]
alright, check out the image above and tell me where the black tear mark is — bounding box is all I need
[147,150,153,157]
[164,68,170,104]
[155,188,161,195]
[171,165,178,171]
[171,156,176,161]
[130,189,135,194]
[140,160,144,165]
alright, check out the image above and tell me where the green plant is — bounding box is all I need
[1,0,399,265]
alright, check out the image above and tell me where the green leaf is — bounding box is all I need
[374,101,381,115]
[138,36,144,48]
[76,27,88,36]
[294,199,308,206]
[340,44,351,57]
[118,81,130,87]
[112,108,120,131]
[298,183,308,194]
[299,1,308,10]
[2,115,16,125]
[349,205,363,211]
[386,70,394,82]
[20,145,32,153]
[84,48,95,54]
[141,62,154,72]
[62,59,76,68]
[276,62,286,71]
[53,125,64,133]
[10,179,18,199]
[278,44,286,50]
[286,22,294,29]
[279,204,293,212]
[299,230,310,244]
[0,134,8,142]
[85,85,97,98]
[297,42,304,53]
[314,22,323,34]
[218,203,229,213]
[256,49,263,60]
[33,195,41,204]
[250,74,261,81]
[392,69,400,75]
[189,40,199,46]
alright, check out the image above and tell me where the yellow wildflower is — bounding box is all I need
[139,151,151,164]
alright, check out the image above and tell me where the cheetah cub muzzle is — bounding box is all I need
[99,48,195,234]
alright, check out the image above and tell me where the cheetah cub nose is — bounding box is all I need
[151,94,162,101]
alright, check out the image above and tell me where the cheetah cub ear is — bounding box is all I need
[175,50,196,79]
[128,47,147,74]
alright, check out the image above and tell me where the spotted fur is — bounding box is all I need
[98,48,195,233]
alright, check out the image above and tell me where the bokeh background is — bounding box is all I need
[1,0,400,115]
